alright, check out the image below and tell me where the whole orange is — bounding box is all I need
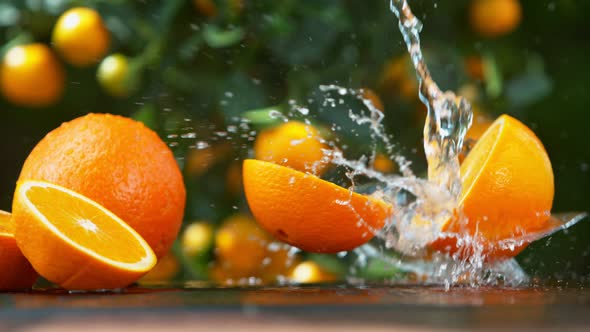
[361,88,384,112]
[470,0,522,38]
[215,214,271,274]
[97,53,132,97]
[18,113,185,259]
[379,54,418,101]
[254,121,329,176]
[52,7,110,67]
[0,43,64,107]
[192,0,244,18]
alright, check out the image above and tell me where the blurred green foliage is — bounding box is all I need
[0,0,589,283]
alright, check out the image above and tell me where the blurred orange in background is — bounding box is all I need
[254,121,330,176]
[0,43,64,107]
[470,0,522,38]
[52,7,110,67]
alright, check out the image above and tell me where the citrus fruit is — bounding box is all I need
[379,54,418,101]
[210,243,298,286]
[243,159,393,253]
[0,210,38,290]
[254,121,329,176]
[97,53,132,97]
[464,55,485,81]
[289,261,337,284]
[460,109,494,163]
[181,221,214,257]
[209,261,252,286]
[259,244,300,283]
[431,114,554,260]
[184,143,232,178]
[18,113,186,259]
[12,180,156,290]
[373,153,396,173]
[0,43,64,107]
[215,214,271,274]
[465,110,494,144]
[193,0,218,17]
[470,0,522,38]
[139,252,179,284]
[193,0,244,18]
[361,88,384,112]
[52,7,110,67]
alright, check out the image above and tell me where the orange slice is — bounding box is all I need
[243,159,392,253]
[431,114,554,260]
[12,180,157,290]
[0,210,38,290]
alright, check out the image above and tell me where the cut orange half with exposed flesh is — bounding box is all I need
[243,159,392,253]
[0,210,38,290]
[430,114,554,260]
[12,180,157,290]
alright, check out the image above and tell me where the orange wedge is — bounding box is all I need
[0,210,38,290]
[431,114,554,260]
[12,180,157,290]
[243,159,392,253]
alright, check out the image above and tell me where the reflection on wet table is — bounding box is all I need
[1,285,589,331]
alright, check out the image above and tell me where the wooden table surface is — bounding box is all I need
[1,285,589,331]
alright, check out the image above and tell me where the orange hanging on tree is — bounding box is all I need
[0,43,64,107]
[470,0,522,38]
[52,7,111,67]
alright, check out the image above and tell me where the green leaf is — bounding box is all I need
[203,25,245,48]
[0,3,20,27]
[132,104,158,130]
[483,54,503,99]
[0,32,33,58]
[241,106,285,127]
[483,54,502,98]
[178,33,203,62]
[267,16,340,65]
[219,72,268,121]
[308,253,347,276]
[358,257,405,280]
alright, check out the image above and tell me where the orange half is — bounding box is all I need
[12,180,157,290]
[243,159,392,253]
[431,114,554,260]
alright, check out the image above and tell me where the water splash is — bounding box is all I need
[233,82,586,287]
[389,0,472,199]
[218,0,587,287]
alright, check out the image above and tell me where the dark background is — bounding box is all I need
[0,0,588,281]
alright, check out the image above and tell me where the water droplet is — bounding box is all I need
[215,131,228,137]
